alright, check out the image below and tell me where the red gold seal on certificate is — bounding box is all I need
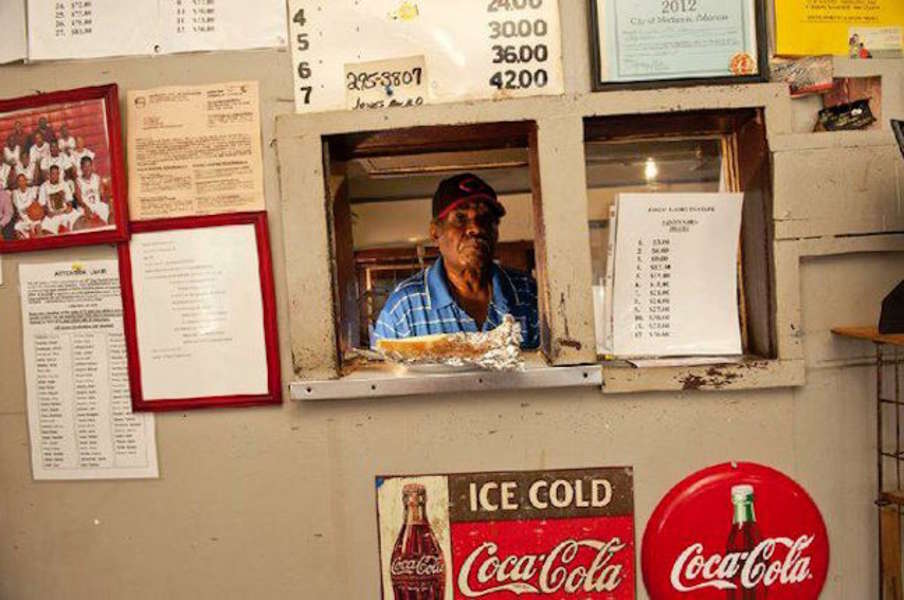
[730,52,756,76]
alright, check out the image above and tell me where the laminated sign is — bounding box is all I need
[375,467,636,599]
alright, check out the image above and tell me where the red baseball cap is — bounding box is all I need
[432,173,506,221]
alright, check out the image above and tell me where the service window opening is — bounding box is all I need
[585,109,777,361]
[323,122,542,371]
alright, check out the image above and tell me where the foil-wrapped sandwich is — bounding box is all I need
[376,314,524,371]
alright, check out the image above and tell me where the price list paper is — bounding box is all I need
[288,0,564,113]
[27,0,287,61]
[19,261,158,480]
[606,193,743,357]
[0,0,28,63]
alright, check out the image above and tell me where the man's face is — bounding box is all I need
[75,137,84,150]
[38,117,48,128]
[14,121,22,134]
[16,175,27,191]
[50,142,59,157]
[49,167,59,183]
[431,199,500,272]
[82,159,93,177]
[34,132,44,146]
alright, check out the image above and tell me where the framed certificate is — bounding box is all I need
[589,0,768,90]
[118,212,281,411]
[0,84,129,253]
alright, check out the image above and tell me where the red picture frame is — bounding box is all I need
[0,84,129,253]
[118,212,281,411]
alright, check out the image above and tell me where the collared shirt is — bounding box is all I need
[373,257,540,349]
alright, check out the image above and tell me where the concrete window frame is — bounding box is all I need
[275,82,884,399]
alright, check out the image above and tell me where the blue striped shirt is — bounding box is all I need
[372,257,540,349]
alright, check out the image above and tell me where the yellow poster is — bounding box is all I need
[776,0,904,57]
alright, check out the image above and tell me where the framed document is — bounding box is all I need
[118,212,281,411]
[589,0,768,90]
[0,85,129,253]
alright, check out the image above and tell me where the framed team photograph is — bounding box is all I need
[0,84,128,253]
[589,0,769,91]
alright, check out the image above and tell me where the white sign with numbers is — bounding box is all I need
[288,0,564,113]
[27,0,287,61]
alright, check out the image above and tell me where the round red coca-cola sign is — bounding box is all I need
[641,462,829,600]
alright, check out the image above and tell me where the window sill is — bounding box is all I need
[290,357,601,401]
[601,357,805,394]
[289,356,804,401]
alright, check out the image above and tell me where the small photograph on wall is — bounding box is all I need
[0,84,128,253]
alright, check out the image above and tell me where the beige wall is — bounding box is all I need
[0,4,903,599]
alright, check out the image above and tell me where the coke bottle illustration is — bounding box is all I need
[390,484,446,600]
[725,484,766,600]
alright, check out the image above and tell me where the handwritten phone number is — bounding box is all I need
[346,68,424,92]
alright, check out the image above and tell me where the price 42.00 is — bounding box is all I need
[490,69,548,90]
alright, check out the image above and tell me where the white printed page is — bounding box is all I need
[27,0,286,61]
[288,0,564,113]
[130,225,269,400]
[27,0,156,60]
[157,0,287,54]
[611,193,743,357]
[0,1,27,63]
[19,261,158,481]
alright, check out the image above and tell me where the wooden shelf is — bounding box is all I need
[832,326,904,347]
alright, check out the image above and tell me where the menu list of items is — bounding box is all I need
[20,261,158,480]
[28,0,286,61]
[606,193,744,357]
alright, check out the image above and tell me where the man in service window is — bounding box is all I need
[372,173,540,349]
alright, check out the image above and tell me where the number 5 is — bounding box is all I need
[296,33,309,51]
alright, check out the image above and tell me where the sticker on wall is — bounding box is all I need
[641,462,829,599]
[376,467,635,599]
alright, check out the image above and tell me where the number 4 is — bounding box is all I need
[293,9,306,26]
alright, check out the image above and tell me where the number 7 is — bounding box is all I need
[299,86,313,104]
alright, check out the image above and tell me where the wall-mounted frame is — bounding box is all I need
[118,212,281,412]
[589,0,769,91]
[0,84,128,253]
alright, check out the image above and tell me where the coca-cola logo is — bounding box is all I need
[390,555,445,577]
[457,538,627,597]
[641,463,829,600]
[670,535,814,592]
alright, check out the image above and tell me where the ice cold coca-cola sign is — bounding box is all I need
[641,462,829,600]
[376,467,636,600]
